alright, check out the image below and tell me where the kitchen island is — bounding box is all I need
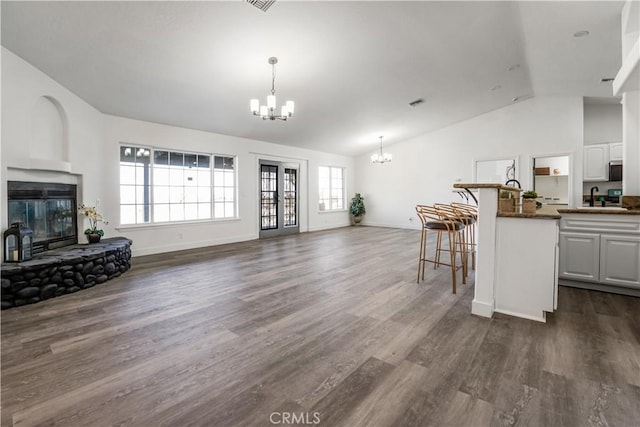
[453,183,640,322]
[453,183,559,322]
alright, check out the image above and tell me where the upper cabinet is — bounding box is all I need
[610,142,623,161]
[584,144,610,181]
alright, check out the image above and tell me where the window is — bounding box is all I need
[213,156,235,219]
[318,166,344,211]
[119,145,235,225]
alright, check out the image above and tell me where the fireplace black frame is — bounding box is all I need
[7,181,78,253]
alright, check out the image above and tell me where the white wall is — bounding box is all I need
[583,102,622,145]
[1,47,105,229]
[2,47,355,257]
[104,116,354,255]
[354,96,584,229]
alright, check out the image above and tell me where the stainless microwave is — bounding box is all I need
[609,161,622,182]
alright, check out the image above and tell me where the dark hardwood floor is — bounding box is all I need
[1,226,639,426]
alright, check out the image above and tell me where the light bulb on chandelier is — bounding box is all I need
[371,136,392,164]
[250,57,295,121]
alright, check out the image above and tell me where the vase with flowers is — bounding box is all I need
[78,204,108,243]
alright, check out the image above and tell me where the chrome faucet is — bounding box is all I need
[589,186,599,207]
[504,179,522,188]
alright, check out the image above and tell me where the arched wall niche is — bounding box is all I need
[31,95,69,163]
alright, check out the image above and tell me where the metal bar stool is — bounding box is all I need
[434,203,470,279]
[452,202,478,270]
[415,205,467,293]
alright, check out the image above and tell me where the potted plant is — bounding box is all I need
[349,193,366,225]
[499,190,515,213]
[78,204,108,243]
[521,190,538,214]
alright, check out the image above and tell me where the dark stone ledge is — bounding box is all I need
[1,237,132,309]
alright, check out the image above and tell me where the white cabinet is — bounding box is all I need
[583,144,610,181]
[558,232,600,281]
[600,234,640,288]
[559,214,640,294]
[609,142,623,161]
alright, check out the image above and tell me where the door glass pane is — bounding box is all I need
[284,168,297,226]
[260,164,278,230]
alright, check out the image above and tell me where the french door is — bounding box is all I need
[259,160,299,238]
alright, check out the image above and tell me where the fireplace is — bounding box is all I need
[7,181,78,253]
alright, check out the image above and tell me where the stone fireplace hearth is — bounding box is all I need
[1,237,132,309]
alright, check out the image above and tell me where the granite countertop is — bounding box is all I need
[497,212,561,219]
[453,183,522,193]
[556,208,640,215]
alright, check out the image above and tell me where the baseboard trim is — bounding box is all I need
[493,308,546,323]
[559,279,640,297]
[131,233,258,257]
[471,299,494,318]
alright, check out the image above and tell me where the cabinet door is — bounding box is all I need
[600,234,640,288]
[583,144,609,181]
[609,142,623,161]
[559,232,600,281]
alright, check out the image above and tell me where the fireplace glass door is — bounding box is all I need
[7,181,78,252]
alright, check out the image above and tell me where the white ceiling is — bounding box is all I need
[1,1,623,156]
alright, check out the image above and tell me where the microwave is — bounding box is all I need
[609,161,622,182]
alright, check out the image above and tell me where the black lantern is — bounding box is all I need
[4,222,33,263]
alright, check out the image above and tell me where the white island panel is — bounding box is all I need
[495,217,559,322]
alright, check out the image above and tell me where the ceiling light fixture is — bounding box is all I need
[371,136,392,164]
[250,57,294,121]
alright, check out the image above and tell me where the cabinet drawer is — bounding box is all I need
[560,216,640,234]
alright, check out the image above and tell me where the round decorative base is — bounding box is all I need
[353,216,363,225]
[86,233,102,244]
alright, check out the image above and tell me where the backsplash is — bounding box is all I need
[582,181,623,196]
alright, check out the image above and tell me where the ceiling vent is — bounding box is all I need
[246,0,276,12]
[409,98,425,107]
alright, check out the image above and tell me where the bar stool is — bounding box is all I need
[452,202,478,270]
[434,203,470,278]
[415,205,467,293]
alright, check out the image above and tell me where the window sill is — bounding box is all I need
[317,209,348,214]
[115,217,241,231]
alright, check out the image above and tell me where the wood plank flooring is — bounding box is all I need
[1,226,639,426]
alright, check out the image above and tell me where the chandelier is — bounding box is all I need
[370,136,392,163]
[250,57,295,121]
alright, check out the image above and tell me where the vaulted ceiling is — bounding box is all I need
[1,1,623,156]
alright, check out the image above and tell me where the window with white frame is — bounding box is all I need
[318,166,345,211]
[213,156,236,218]
[119,145,235,225]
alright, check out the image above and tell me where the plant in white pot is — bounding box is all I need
[350,193,366,225]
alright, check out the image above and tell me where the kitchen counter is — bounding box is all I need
[454,183,558,322]
[453,183,521,193]
[497,212,561,219]
[557,208,640,215]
